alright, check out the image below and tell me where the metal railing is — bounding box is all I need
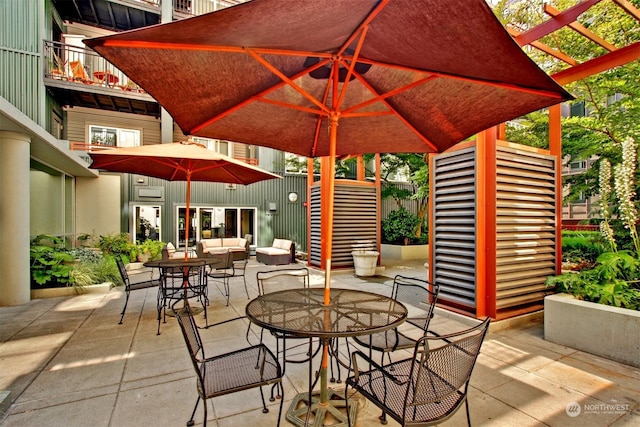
[44,40,144,93]
[70,142,259,166]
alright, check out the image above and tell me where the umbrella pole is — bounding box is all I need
[320,115,338,405]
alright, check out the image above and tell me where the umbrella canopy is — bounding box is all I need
[85,0,572,158]
[85,1,572,416]
[89,142,282,258]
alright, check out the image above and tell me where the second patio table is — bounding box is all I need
[245,287,407,427]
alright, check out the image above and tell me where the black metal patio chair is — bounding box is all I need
[254,267,321,397]
[174,302,284,427]
[157,259,208,334]
[346,317,491,427]
[115,255,156,325]
[350,274,439,422]
[207,249,248,306]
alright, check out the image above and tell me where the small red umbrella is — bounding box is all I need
[88,141,282,259]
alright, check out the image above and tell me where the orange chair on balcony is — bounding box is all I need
[70,60,94,84]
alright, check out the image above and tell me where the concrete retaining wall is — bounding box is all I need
[544,294,640,368]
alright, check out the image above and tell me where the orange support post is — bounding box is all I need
[549,104,563,275]
[475,128,497,319]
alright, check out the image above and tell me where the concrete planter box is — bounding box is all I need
[544,294,640,368]
[31,282,113,299]
[381,243,429,260]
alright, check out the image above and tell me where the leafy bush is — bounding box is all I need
[30,234,74,288]
[99,233,133,261]
[562,230,607,269]
[382,208,421,245]
[546,251,640,310]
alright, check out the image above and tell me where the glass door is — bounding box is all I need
[177,207,196,249]
[133,205,161,242]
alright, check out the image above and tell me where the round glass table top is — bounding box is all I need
[246,287,407,338]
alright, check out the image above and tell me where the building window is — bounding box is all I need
[569,160,587,171]
[89,125,140,148]
[190,137,231,156]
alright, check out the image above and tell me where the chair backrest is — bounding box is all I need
[174,304,206,375]
[115,256,130,285]
[392,275,439,332]
[409,318,490,409]
[70,60,89,81]
[256,267,309,295]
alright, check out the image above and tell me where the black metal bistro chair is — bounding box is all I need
[254,267,321,397]
[157,259,208,335]
[346,318,491,427]
[350,275,439,422]
[352,275,439,363]
[115,255,156,325]
[174,302,284,427]
[207,249,250,306]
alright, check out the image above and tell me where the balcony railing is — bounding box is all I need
[70,142,259,166]
[44,40,145,93]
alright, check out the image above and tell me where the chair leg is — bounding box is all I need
[187,396,200,427]
[118,285,130,324]
[465,397,471,427]
[243,274,249,299]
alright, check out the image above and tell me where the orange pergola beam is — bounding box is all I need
[544,4,617,51]
[507,27,577,65]
[552,41,640,84]
[513,0,604,46]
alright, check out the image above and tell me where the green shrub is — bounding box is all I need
[99,233,133,261]
[546,251,640,310]
[382,208,421,245]
[30,234,74,288]
[562,230,607,268]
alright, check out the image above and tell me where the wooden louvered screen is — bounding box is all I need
[495,144,556,312]
[432,147,477,309]
[309,182,378,268]
[431,140,557,319]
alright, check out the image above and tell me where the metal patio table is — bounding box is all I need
[246,287,407,427]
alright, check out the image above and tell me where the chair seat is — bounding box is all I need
[347,358,465,424]
[353,329,417,353]
[200,344,281,398]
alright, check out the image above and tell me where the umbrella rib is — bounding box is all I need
[340,68,438,115]
[100,39,334,59]
[245,48,331,114]
[351,71,439,152]
[311,69,334,158]
[335,0,390,58]
[354,57,565,99]
[335,26,369,110]
[190,54,332,134]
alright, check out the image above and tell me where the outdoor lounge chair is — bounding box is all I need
[174,302,284,427]
[345,317,491,427]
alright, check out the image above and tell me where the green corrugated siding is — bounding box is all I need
[0,0,42,123]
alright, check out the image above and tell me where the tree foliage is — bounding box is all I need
[493,0,640,205]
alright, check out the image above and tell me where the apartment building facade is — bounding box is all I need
[0,0,309,306]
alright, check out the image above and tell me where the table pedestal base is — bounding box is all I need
[286,389,357,427]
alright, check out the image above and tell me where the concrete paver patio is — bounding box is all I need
[1,258,638,426]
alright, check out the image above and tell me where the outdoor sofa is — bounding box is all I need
[195,236,250,261]
[256,238,295,265]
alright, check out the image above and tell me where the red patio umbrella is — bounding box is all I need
[88,141,282,260]
[85,0,571,291]
[85,0,571,419]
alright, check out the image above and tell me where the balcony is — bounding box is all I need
[44,40,160,116]
[53,0,247,32]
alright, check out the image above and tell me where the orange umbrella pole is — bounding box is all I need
[184,171,192,261]
[323,114,338,306]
